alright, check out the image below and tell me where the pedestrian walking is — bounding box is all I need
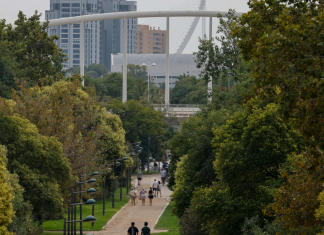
[130,187,137,206]
[128,222,139,235]
[152,179,159,197]
[154,161,158,171]
[148,187,154,206]
[141,222,151,235]
[137,170,142,186]
[140,188,147,206]
[157,181,162,197]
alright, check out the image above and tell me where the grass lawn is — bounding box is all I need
[43,187,129,232]
[155,201,180,235]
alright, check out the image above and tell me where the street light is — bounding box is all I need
[147,137,151,174]
[65,171,98,235]
[142,59,156,108]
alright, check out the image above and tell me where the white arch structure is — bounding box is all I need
[44,10,243,105]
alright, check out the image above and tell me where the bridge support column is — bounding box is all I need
[81,21,85,86]
[165,16,170,106]
[122,18,128,102]
[208,16,212,102]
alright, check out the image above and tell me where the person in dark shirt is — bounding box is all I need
[141,222,150,235]
[128,222,139,235]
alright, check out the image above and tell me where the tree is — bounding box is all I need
[0,145,14,235]
[127,64,147,79]
[0,80,105,177]
[0,112,72,218]
[0,11,66,86]
[170,75,207,104]
[188,102,303,235]
[231,0,324,231]
[0,40,21,98]
[105,100,166,169]
[195,9,249,84]
[87,63,108,78]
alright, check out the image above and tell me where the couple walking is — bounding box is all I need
[127,222,150,235]
[130,187,155,206]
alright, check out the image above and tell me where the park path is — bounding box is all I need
[92,173,172,234]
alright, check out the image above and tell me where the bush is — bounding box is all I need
[179,207,208,235]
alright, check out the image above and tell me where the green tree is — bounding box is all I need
[188,103,303,235]
[0,80,104,177]
[105,100,166,169]
[0,11,66,86]
[0,40,21,98]
[0,112,72,219]
[127,64,147,79]
[87,63,108,78]
[170,75,207,104]
[0,145,14,235]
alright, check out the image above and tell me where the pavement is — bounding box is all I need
[90,173,172,235]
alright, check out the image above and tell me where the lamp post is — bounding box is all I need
[142,60,156,108]
[102,167,112,215]
[147,137,151,173]
[65,172,98,235]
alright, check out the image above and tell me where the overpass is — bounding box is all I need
[153,104,202,117]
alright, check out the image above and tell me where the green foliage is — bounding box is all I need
[0,11,66,86]
[67,63,108,79]
[170,75,207,104]
[0,80,106,176]
[155,201,180,231]
[0,145,14,235]
[241,216,287,235]
[0,112,72,218]
[0,40,21,99]
[179,207,207,235]
[105,99,166,168]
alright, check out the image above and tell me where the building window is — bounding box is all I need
[153,52,158,54]
[153,33,158,36]
[71,14,80,17]
[73,55,80,59]
[61,34,68,38]
[61,39,68,43]
[61,29,68,33]
[153,47,159,50]
[73,44,80,48]
[73,24,80,28]
[71,8,80,12]
[73,34,80,38]
[62,49,68,53]
[73,29,80,33]
[153,38,157,40]
[61,44,68,48]
[62,3,70,7]
[61,8,70,12]
[73,60,80,63]
[162,34,164,36]
[72,3,80,7]
[62,24,68,28]
[73,39,80,43]
[73,49,80,53]
[61,14,70,17]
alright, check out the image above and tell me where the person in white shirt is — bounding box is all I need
[130,187,137,206]
[152,179,159,197]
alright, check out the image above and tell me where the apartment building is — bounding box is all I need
[137,25,166,54]
[45,0,137,71]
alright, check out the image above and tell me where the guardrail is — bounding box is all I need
[152,104,203,108]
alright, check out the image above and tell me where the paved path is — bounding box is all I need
[92,173,172,234]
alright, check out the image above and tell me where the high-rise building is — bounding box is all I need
[46,0,101,69]
[137,25,166,54]
[101,0,137,71]
[45,0,137,71]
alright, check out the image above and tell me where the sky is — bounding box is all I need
[0,0,250,54]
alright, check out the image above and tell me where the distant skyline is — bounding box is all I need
[0,0,250,54]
